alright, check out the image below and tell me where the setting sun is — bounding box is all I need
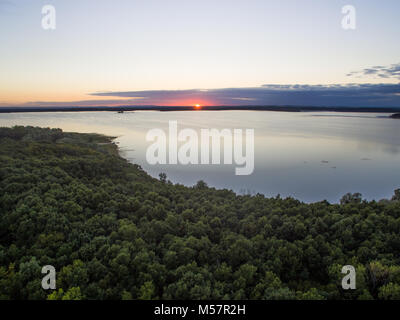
[194,104,201,109]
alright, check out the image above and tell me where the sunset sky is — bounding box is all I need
[0,0,399,107]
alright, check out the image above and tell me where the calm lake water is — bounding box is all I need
[1,110,399,203]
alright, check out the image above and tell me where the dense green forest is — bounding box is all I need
[1,126,400,300]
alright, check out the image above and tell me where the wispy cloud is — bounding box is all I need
[347,63,400,80]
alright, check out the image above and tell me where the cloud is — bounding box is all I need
[3,83,400,108]
[347,63,400,80]
[88,83,400,107]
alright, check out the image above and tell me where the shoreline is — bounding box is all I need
[1,105,400,114]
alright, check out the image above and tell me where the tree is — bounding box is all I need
[378,283,400,300]
[2,126,400,301]
[138,281,156,300]
[296,288,325,300]
[340,193,362,205]
[392,189,400,201]
[47,287,84,300]
[159,173,167,183]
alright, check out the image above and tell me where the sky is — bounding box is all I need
[0,0,399,107]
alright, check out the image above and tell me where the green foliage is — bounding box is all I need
[139,281,156,300]
[1,126,400,300]
[296,288,325,300]
[378,283,400,300]
[47,287,84,300]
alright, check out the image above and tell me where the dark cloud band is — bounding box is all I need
[88,83,400,108]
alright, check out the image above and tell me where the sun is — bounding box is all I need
[194,104,201,109]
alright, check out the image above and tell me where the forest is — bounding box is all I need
[0,126,400,300]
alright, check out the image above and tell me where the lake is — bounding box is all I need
[1,110,399,203]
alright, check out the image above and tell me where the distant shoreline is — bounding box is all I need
[1,105,400,114]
